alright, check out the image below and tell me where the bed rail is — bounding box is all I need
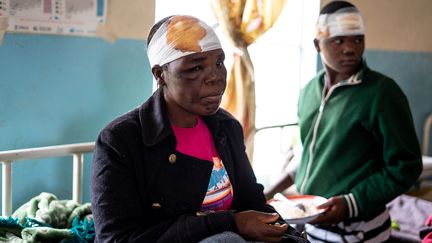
[423,113,432,156]
[0,142,95,216]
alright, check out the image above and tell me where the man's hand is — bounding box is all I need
[234,210,288,242]
[309,195,347,225]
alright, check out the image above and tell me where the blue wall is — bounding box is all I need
[0,33,153,210]
[364,50,432,153]
[318,50,432,154]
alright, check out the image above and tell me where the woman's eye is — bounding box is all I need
[190,66,203,72]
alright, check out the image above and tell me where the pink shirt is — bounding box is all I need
[171,116,233,211]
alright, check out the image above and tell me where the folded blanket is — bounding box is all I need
[0,192,94,242]
[21,226,74,242]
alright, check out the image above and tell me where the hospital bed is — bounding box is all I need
[0,142,95,217]
[0,142,95,241]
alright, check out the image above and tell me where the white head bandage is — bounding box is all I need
[147,15,222,67]
[316,7,365,40]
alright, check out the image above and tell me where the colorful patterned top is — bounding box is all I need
[171,116,233,211]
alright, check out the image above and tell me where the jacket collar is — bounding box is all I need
[319,59,370,87]
[139,88,172,146]
[355,59,370,81]
[138,88,234,147]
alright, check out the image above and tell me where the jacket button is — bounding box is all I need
[151,203,162,209]
[168,154,177,164]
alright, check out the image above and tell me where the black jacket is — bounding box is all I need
[91,89,306,242]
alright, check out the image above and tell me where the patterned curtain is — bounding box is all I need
[211,0,287,161]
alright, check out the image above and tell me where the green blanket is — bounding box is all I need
[0,192,94,243]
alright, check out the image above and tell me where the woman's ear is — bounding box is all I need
[152,65,165,86]
[313,39,320,52]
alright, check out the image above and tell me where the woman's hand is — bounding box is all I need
[234,210,288,242]
[310,195,347,225]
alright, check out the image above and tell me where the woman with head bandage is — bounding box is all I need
[265,1,422,242]
[91,15,308,243]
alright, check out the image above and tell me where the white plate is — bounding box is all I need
[269,194,328,224]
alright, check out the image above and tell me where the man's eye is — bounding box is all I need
[355,38,364,44]
[216,61,224,68]
[334,39,343,44]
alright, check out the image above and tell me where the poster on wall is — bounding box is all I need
[0,0,107,37]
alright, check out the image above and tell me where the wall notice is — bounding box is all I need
[0,0,107,36]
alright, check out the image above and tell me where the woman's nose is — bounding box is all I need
[204,68,223,85]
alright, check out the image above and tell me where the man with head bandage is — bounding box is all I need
[298,1,422,242]
[266,1,422,242]
[91,15,308,243]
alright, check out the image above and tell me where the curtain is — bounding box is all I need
[211,0,287,161]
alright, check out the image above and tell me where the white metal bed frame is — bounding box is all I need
[420,113,432,183]
[0,142,95,217]
[423,113,432,156]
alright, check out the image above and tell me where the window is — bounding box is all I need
[248,1,319,188]
[155,0,319,188]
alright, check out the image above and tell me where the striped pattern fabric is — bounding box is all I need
[344,194,359,218]
[305,208,391,242]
